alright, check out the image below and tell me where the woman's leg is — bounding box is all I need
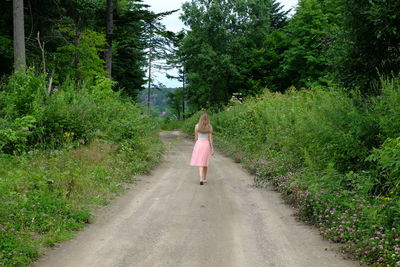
[198,167,203,181]
[203,167,208,180]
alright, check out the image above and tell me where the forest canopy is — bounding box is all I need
[0,0,176,99]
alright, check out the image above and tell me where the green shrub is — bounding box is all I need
[0,116,36,154]
[0,70,152,153]
[160,117,183,131]
[180,78,400,265]
[0,69,46,119]
[0,129,163,266]
[0,66,164,266]
[367,137,400,194]
[55,29,107,83]
[374,77,400,139]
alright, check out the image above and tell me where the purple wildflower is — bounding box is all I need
[258,159,272,165]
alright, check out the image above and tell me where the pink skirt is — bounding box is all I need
[190,140,211,167]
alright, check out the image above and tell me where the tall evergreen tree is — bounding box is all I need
[112,2,149,98]
[166,31,187,117]
[142,10,176,112]
[270,0,290,29]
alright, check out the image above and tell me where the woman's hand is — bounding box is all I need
[211,147,215,155]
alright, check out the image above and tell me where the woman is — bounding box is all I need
[190,113,214,185]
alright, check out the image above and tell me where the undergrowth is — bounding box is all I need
[181,78,400,266]
[0,70,164,266]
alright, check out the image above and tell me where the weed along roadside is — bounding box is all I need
[0,131,164,267]
[180,80,400,266]
[0,71,164,266]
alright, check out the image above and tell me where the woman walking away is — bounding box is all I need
[190,113,214,185]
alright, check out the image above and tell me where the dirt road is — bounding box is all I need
[35,131,358,267]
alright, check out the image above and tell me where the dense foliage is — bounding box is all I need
[181,78,400,265]
[1,1,172,265]
[179,0,400,110]
[179,0,288,110]
[0,0,175,99]
[0,69,164,266]
[334,0,400,92]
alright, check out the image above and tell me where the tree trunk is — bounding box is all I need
[147,48,153,114]
[182,72,185,119]
[74,30,82,83]
[13,0,26,72]
[105,0,113,79]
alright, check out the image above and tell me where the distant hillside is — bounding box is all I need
[138,87,178,115]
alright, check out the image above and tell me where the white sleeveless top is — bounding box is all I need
[198,132,209,140]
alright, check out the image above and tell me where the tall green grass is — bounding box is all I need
[182,79,400,266]
[0,71,154,153]
[0,70,164,266]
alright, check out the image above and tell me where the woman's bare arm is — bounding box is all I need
[194,125,198,142]
[209,132,214,154]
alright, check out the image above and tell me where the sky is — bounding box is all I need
[142,0,299,88]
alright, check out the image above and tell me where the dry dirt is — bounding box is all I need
[34,131,359,267]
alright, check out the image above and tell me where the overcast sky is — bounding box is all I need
[142,0,299,88]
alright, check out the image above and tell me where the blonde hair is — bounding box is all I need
[197,113,212,133]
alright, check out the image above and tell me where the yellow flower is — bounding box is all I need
[64,132,74,138]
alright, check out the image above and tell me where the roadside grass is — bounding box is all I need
[160,118,183,131]
[181,79,400,266]
[0,134,163,267]
[0,67,167,266]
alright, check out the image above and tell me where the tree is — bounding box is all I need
[167,88,185,119]
[112,2,149,99]
[333,0,400,93]
[143,10,177,113]
[180,0,278,110]
[280,0,341,88]
[0,1,13,75]
[239,0,291,92]
[270,0,290,29]
[2,0,174,101]
[246,29,291,92]
[145,21,165,113]
[105,0,113,79]
[13,0,26,71]
[166,31,187,117]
